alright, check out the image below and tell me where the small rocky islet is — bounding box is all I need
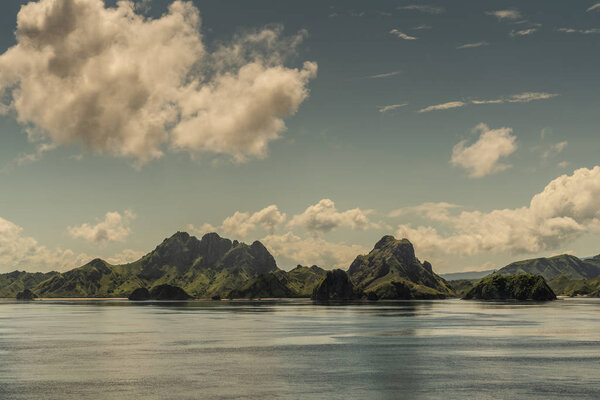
[128,285,193,301]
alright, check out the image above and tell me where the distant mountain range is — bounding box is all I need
[440,270,495,281]
[2,231,600,299]
[0,232,452,299]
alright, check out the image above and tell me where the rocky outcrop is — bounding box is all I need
[312,269,362,301]
[463,273,556,301]
[128,287,150,301]
[16,289,38,300]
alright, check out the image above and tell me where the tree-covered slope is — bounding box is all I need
[464,273,556,301]
[548,274,600,297]
[347,235,454,299]
[0,271,59,298]
[498,254,600,281]
[273,265,327,297]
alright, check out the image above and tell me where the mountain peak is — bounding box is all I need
[374,235,397,250]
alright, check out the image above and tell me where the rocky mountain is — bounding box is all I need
[464,273,556,301]
[10,232,280,298]
[347,235,454,299]
[497,254,600,281]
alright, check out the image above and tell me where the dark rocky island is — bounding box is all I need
[149,284,193,300]
[463,273,556,301]
[312,269,362,301]
[128,285,193,300]
[128,287,150,300]
[16,289,38,300]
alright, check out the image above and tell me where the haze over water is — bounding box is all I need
[1,298,599,399]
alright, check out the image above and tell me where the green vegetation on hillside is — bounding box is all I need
[273,265,327,297]
[228,273,294,299]
[498,254,600,281]
[347,235,454,299]
[464,273,556,301]
[0,271,59,298]
[548,274,600,297]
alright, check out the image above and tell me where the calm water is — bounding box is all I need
[0,298,599,400]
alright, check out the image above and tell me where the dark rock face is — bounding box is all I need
[149,284,194,300]
[464,273,556,301]
[16,289,38,300]
[128,287,150,301]
[347,235,454,299]
[312,269,362,301]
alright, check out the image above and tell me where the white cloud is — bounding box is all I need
[456,41,489,49]
[106,249,145,265]
[0,0,316,166]
[586,3,600,12]
[0,216,89,272]
[189,205,286,238]
[557,27,600,34]
[486,9,522,21]
[510,28,538,37]
[288,199,374,234]
[389,29,418,40]
[390,202,460,220]
[420,92,558,113]
[419,101,466,113]
[68,210,135,244]
[506,92,558,102]
[398,5,444,14]
[261,232,367,269]
[450,123,517,178]
[397,166,600,257]
[412,24,432,30]
[379,103,407,113]
[368,70,402,79]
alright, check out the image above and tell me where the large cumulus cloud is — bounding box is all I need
[396,166,600,256]
[0,0,317,164]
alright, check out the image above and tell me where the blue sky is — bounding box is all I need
[0,0,599,273]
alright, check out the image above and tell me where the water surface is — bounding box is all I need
[0,298,599,399]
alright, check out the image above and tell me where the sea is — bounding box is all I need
[0,298,599,399]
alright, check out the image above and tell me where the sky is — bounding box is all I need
[0,0,600,274]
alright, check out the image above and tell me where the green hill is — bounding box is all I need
[347,235,454,299]
[227,273,294,299]
[548,274,600,297]
[464,273,556,301]
[497,254,600,281]
[0,270,59,298]
[273,265,327,297]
